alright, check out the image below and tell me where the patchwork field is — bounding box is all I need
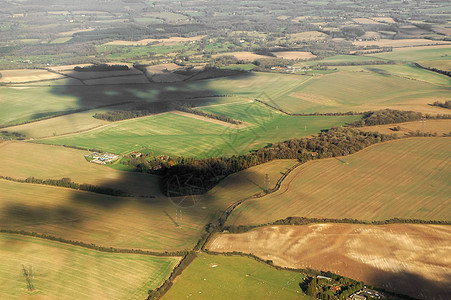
[0,157,298,251]
[36,110,358,157]
[208,224,451,299]
[228,138,451,226]
[162,253,310,300]
[0,233,180,300]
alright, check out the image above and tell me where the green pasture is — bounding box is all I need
[36,110,358,157]
[0,233,179,300]
[368,46,451,62]
[163,253,310,300]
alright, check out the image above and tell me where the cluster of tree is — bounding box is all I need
[211,55,245,67]
[301,275,364,300]
[93,110,153,122]
[351,109,423,126]
[73,64,130,72]
[128,127,396,195]
[252,47,276,57]
[0,130,26,140]
[2,176,128,196]
[431,100,451,110]
[147,252,197,299]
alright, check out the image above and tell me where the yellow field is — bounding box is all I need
[360,119,451,136]
[274,51,316,60]
[0,70,65,83]
[228,138,451,226]
[353,18,380,24]
[0,141,159,197]
[208,224,451,299]
[0,233,180,300]
[372,17,396,23]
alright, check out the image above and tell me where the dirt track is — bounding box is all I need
[208,224,451,299]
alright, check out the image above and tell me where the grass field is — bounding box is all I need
[208,224,451,299]
[36,109,358,157]
[227,138,451,226]
[0,233,179,300]
[353,39,451,48]
[419,60,451,72]
[162,253,310,300]
[368,45,451,62]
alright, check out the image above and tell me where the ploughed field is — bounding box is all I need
[228,138,451,226]
[207,224,451,299]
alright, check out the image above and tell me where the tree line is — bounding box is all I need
[73,64,130,72]
[0,175,127,197]
[431,101,451,110]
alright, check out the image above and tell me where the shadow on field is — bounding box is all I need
[367,269,451,299]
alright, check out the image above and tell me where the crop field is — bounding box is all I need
[37,110,358,157]
[0,157,297,251]
[0,179,217,251]
[162,253,309,300]
[0,141,161,197]
[4,109,109,139]
[353,38,451,48]
[228,138,451,226]
[0,233,179,300]
[213,52,273,61]
[0,69,65,83]
[368,45,451,62]
[208,224,451,299]
[419,60,451,71]
[360,119,451,137]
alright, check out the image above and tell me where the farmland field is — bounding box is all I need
[360,119,451,136]
[162,253,310,300]
[228,138,451,226]
[36,110,358,157]
[368,45,451,62]
[0,233,179,300]
[353,38,451,48]
[0,157,297,251]
[208,224,451,299]
[0,141,160,197]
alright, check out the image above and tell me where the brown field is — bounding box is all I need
[287,31,328,41]
[105,35,204,46]
[227,138,451,226]
[0,69,65,83]
[144,63,181,74]
[273,51,316,60]
[353,39,451,48]
[0,141,159,197]
[213,52,273,61]
[360,119,451,136]
[353,18,381,24]
[208,224,451,299]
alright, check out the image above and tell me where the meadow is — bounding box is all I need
[0,233,179,300]
[162,253,310,300]
[208,224,451,299]
[36,110,358,157]
[227,138,451,226]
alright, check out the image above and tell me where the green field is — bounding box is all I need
[228,138,451,226]
[162,253,310,300]
[367,46,451,63]
[36,110,358,157]
[0,233,179,300]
